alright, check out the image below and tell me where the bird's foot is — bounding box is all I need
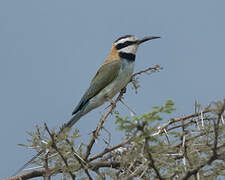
[107,97,116,107]
[121,87,127,94]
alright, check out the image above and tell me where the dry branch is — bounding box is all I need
[5,66,225,180]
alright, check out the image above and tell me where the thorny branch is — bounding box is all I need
[88,135,135,162]
[84,90,123,160]
[84,64,163,161]
[5,66,225,180]
[44,123,76,180]
[131,64,163,78]
[43,151,50,180]
[181,100,225,180]
[65,139,93,180]
[144,137,164,180]
[5,100,225,180]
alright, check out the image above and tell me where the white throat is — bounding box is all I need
[118,44,138,54]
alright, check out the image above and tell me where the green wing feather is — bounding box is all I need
[72,60,120,115]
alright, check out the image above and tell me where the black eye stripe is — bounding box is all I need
[116,41,137,50]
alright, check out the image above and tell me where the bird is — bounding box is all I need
[14,35,160,175]
[65,34,160,128]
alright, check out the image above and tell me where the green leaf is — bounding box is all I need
[17,143,28,148]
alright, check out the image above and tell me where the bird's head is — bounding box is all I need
[114,35,160,56]
[105,35,160,64]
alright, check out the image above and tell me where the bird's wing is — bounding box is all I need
[72,60,120,115]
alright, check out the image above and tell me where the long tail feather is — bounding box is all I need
[13,149,44,176]
[13,110,85,176]
[64,110,84,128]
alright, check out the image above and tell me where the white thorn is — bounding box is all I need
[139,167,148,178]
[163,128,170,144]
[27,146,37,149]
[221,115,224,124]
[115,147,127,154]
[73,151,86,164]
[45,149,49,154]
[48,153,58,159]
[41,140,48,144]
[24,165,43,171]
[197,172,200,180]
[150,130,160,136]
[165,153,182,156]
[130,164,144,176]
[182,135,186,147]
[183,157,186,170]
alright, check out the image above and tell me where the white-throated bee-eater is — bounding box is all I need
[14,35,160,175]
[65,35,160,128]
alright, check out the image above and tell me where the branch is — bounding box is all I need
[84,64,162,160]
[44,123,76,180]
[4,169,50,180]
[181,100,225,180]
[144,137,164,180]
[181,151,222,180]
[88,135,135,161]
[43,151,50,180]
[65,139,93,180]
[131,64,163,78]
[213,100,225,155]
[4,161,121,180]
[84,89,125,160]
[151,109,212,136]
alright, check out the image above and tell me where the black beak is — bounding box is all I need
[137,36,160,45]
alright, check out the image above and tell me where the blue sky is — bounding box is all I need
[1,0,225,179]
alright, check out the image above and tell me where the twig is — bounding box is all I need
[88,135,135,161]
[144,137,164,180]
[65,139,93,180]
[151,109,212,137]
[44,123,76,180]
[4,169,52,180]
[84,89,125,160]
[131,64,163,78]
[4,161,121,180]
[93,169,105,180]
[181,100,225,180]
[102,127,112,149]
[43,151,50,180]
[181,152,218,180]
[213,100,225,156]
[120,99,136,116]
[6,102,224,180]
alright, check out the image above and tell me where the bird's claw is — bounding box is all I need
[107,97,116,107]
[121,87,127,94]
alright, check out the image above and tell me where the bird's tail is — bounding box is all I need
[13,149,44,176]
[64,110,84,128]
[13,110,85,176]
